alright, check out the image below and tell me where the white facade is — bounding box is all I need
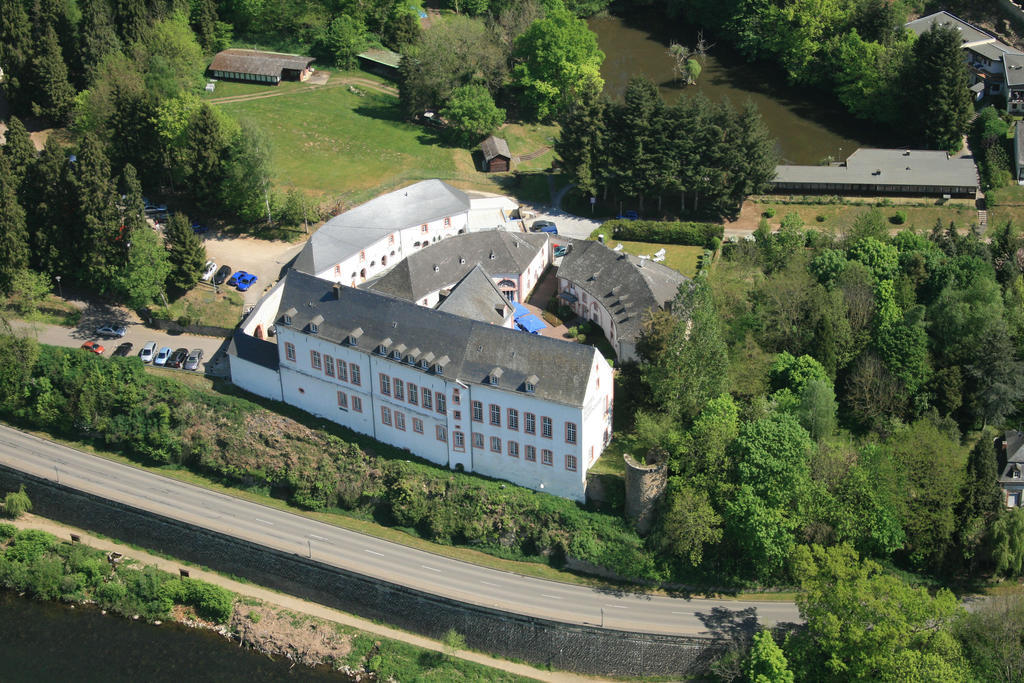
[557,276,630,361]
[318,211,471,286]
[264,323,612,502]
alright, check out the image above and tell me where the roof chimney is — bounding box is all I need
[333,283,342,300]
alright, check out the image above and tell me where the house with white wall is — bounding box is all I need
[555,240,689,363]
[230,271,614,502]
[1000,430,1024,508]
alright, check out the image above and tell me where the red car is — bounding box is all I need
[81,341,105,354]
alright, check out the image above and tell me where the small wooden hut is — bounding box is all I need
[481,135,511,173]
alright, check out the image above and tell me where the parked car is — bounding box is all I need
[112,342,133,357]
[553,245,568,258]
[153,346,173,366]
[226,270,247,287]
[81,341,104,354]
[184,348,203,371]
[617,210,639,221]
[213,265,232,285]
[200,260,217,281]
[95,324,127,338]
[236,273,258,291]
[167,348,189,368]
[531,220,558,234]
[191,222,209,234]
[139,341,157,363]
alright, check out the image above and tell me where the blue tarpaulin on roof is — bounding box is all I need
[512,302,530,320]
[517,314,546,334]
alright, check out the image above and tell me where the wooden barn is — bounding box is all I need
[208,49,315,85]
[481,135,512,173]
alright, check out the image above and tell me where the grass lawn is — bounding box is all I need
[158,285,244,328]
[750,199,979,233]
[602,240,704,278]
[215,78,562,209]
[202,77,312,100]
[2,294,82,327]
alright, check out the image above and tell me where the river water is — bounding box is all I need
[589,13,869,164]
[0,592,343,682]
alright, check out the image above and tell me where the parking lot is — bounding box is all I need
[199,235,306,307]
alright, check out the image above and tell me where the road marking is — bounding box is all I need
[604,605,627,609]
[420,564,441,572]
[671,611,689,615]
[480,580,499,587]
[364,549,385,557]
[541,594,563,600]
[254,518,274,526]
[309,534,329,542]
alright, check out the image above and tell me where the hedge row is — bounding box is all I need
[0,339,665,583]
[602,219,723,248]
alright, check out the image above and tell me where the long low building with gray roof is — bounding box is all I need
[772,148,978,197]
[228,270,613,502]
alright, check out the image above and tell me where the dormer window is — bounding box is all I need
[524,374,539,393]
[488,367,503,385]
[308,314,323,335]
[347,326,363,347]
[420,360,429,370]
[391,343,406,361]
[282,307,297,326]
[377,337,392,355]
[378,344,387,355]
[420,351,435,371]
[435,355,449,376]
[406,347,419,365]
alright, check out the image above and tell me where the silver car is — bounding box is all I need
[138,341,157,363]
[184,348,203,371]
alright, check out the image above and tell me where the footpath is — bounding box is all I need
[8,514,602,683]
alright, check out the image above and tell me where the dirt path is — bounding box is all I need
[207,76,397,106]
[8,514,603,683]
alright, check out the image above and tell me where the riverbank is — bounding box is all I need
[3,514,598,682]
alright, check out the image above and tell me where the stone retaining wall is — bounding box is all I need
[0,464,727,677]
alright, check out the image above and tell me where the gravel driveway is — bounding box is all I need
[200,234,307,308]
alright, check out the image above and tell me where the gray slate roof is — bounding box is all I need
[436,264,512,325]
[904,12,1022,62]
[228,329,280,371]
[481,135,511,162]
[1007,54,1024,87]
[774,148,978,189]
[1001,430,1024,485]
[1016,123,1024,171]
[209,49,314,77]
[276,270,598,405]
[367,230,547,302]
[294,180,471,276]
[556,239,689,342]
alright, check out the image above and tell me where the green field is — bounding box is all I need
[214,77,560,209]
[605,240,704,278]
[749,198,979,233]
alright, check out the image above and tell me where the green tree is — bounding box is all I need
[440,84,506,147]
[0,156,30,293]
[164,213,206,293]
[29,23,76,124]
[748,629,794,683]
[904,25,972,151]
[21,137,71,277]
[512,6,604,121]
[643,279,728,421]
[78,0,122,83]
[790,544,969,682]
[69,135,123,292]
[184,104,227,211]
[651,479,722,567]
[316,15,370,69]
[114,0,149,46]
[190,0,220,53]
[219,122,272,223]
[113,223,171,308]
[991,508,1024,577]
[555,81,605,197]
[0,0,33,112]
[0,116,37,190]
[955,595,1024,683]
[797,377,837,441]
[442,627,466,657]
[0,333,38,413]
[6,269,52,316]
[2,485,32,519]
[849,237,899,282]
[769,352,830,395]
[809,249,847,289]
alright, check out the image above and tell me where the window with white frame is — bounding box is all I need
[337,391,347,409]
[349,363,361,385]
[311,350,322,370]
[525,412,536,434]
[489,404,501,426]
[490,436,501,453]
[394,378,405,401]
[566,422,577,444]
[422,388,432,410]
[379,374,391,395]
[436,425,447,442]
[380,406,392,425]
[337,358,348,382]
[541,416,553,438]
[324,354,335,377]
[408,383,418,405]
[525,445,536,462]
[472,401,483,422]
[394,411,406,431]
[453,431,465,451]
[541,449,553,466]
[565,454,578,472]
[436,392,446,414]
[413,417,424,433]
[508,441,519,458]
[473,433,484,449]
[285,342,296,362]
[507,408,519,430]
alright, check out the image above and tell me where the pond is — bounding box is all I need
[589,13,871,165]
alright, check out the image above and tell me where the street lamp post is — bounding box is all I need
[55,275,62,298]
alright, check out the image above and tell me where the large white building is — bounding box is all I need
[229,272,613,501]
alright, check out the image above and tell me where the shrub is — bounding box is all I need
[602,220,723,248]
[890,211,906,225]
[762,207,776,218]
[816,214,826,222]
[0,522,16,541]
[2,485,32,519]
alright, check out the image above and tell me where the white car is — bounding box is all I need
[153,346,173,366]
[200,260,217,281]
[139,342,157,363]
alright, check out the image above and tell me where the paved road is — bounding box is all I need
[0,424,800,636]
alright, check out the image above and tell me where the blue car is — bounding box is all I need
[618,210,639,221]
[226,270,247,287]
[236,273,258,291]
